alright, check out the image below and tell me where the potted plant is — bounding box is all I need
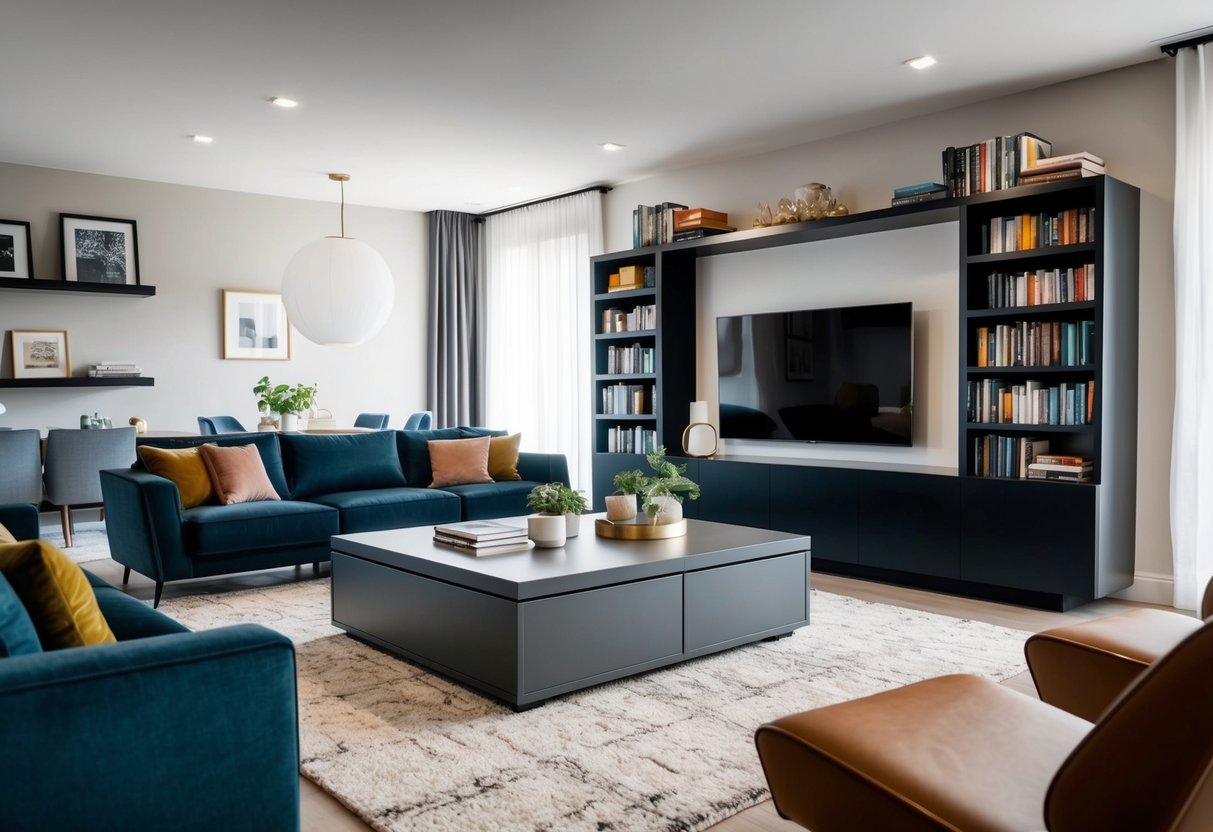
[253,376,319,432]
[527,481,588,540]
[611,446,701,525]
[606,468,647,521]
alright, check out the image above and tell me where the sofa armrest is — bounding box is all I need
[100,468,194,582]
[0,624,300,832]
[0,503,39,540]
[517,452,570,487]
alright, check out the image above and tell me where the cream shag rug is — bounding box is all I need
[161,579,1030,832]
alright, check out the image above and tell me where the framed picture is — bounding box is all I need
[60,213,140,285]
[0,219,34,279]
[223,289,291,360]
[10,330,71,379]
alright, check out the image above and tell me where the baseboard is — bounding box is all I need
[1111,571,1175,608]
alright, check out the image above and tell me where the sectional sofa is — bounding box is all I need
[100,428,570,605]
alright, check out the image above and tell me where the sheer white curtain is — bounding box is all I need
[485,192,603,493]
[1171,43,1213,610]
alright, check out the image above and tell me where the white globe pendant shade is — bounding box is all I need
[282,236,394,346]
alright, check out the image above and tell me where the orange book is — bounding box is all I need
[1001,390,1013,422]
[1087,381,1095,423]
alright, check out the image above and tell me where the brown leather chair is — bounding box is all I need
[1024,579,1213,722]
[755,618,1213,831]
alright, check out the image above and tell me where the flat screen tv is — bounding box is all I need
[716,301,913,446]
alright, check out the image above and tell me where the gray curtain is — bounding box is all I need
[428,211,485,427]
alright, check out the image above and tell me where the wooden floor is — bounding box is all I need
[90,559,1164,832]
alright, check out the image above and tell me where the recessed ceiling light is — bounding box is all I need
[904,55,937,70]
[191,134,213,144]
[270,97,299,108]
[600,142,625,152]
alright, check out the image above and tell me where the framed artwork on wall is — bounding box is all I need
[60,213,140,285]
[223,289,291,360]
[0,219,34,279]
[10,330,71,379]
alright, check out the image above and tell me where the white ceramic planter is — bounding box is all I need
[647,495,683,525]
[528,514,567,548]
[604,494,638,522]
[565,512,581,538]
[279,413,299,432]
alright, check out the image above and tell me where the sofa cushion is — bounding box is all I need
[85,570,190,640]
[0,522,15,544]
[310,488,462,533]
[280,431,406,499]
[439,480,542,521]
[137,445,216,508]
[0,571,42,657]
[181,501,339,559]
[0,539,116,649]
[398,428,464,486]
[199,443,282,505]
[459,426,509,438]
[488,433,522,481]
[136,433,291,499]
[428,436,494,488]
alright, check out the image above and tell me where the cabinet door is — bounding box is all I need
[696,459,769,528]
[769,465,858,564]
[960,477,1096,596]
[857,472,960,578]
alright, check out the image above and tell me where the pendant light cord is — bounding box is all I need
[339,178,346,238]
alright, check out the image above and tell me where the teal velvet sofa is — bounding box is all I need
[0,502,300,832]
[100,428,570,605]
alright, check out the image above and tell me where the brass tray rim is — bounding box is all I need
[594,517,687,540]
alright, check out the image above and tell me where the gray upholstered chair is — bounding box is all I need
[43,427,136,547]
[197,415,247,434]
[403,410,433,430]
[0,429,43,504]
[353,412,390,430]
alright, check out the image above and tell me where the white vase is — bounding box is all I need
[604,494,637,522]
[280,413,299,432]
[565,512,581,538]
[528,514,567,548]
[647,495,683,525]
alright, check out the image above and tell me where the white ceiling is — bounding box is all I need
[0,1,1208,213]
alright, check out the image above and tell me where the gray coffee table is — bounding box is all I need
[330,515,811,709]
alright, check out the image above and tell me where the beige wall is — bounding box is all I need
[604,59,1176,603]
[0,163,427,435]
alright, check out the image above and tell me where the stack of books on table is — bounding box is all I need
[1020,152,1106,185]
[891,182,948,207]
[88,361,142,378]
[433,519,531,556]
[1026,454,1093,483]
[671,208,736,241]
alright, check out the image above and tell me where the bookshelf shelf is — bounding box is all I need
[964,422,1095,433]
[965,301,1097,319]
[964,365,1097,375]
[594,329,656,341]
[596,373,657,382]
[0,377,155,388]
[966,242,1097,266]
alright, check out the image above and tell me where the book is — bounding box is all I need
[1033,454,1088,466]
[1019,168,1104,185]
[1018,132,1053,173]
[433,536,532,556]
[1028,462,1093,473]
[434,519,528,542]
[891,190,949,207]
[673,208,727,225]
[1024,158,1105,175]
[676,218,736,232]
[1030,151,1105,168]
[618,265,644,284]
[433,531,527,548]
[893,182,946,198]
[672,228,733,241]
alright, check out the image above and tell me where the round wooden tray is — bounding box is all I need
[594,517,687,540]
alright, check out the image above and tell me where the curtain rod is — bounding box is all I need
[1159,29,1213,56]
[475,185,612,220]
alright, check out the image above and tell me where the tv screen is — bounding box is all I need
[716,301,913,445]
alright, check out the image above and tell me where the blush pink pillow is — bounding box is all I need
[198,443,282,505]
[427,436,494,488]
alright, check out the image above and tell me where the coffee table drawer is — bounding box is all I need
[684,551,807,653]
[520,575,683,693]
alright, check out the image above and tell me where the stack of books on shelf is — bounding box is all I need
[432,520,530,556]
[607,425,656,454]
[605,342,655,374]
[974,320,1095,368]
[633,202,688,248]
[88,361,142,378]
[983,264,1096,308]
[890,182,948,207]
[1020,152,1106,185]
[670,208,736,241]
[972,435,1050,479]
[601,383,652,415]
[1027,454,1093,483]
[600,303,656,333]
[606,265,655,293]
[980,207,1096,253]
[942,132,1051,196]
[967,379,1096,426]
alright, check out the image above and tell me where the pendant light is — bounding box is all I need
[282,173,395,345]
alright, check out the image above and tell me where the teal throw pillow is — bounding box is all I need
[280,432,406,499]
[0,572,42,657]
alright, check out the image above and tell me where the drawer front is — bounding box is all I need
[685,551,807,653]
[520,574,683,693]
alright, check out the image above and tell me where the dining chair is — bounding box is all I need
[353,413,390,430]
[43,427,137,547]
[0,429,43,504]
[403,411,433,430]
[198,416,247,435]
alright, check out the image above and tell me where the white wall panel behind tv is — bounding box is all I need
[696,221,959,469]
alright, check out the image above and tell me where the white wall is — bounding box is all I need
[605,59,1176,604]
[0,163,427,434]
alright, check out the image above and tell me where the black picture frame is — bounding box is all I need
[60,213,141,285]
[0,218,35,279]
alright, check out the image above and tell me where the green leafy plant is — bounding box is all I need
[254,376,319,416]
[611,468,648,496]
[613,446,701,519]
[526,482,588,516]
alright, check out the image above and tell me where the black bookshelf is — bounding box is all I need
[0,277,156,297]
[0,378,155,388]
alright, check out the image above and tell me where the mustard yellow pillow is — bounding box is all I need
[0,522,15,544]
[138,445,217,508]
[488,433,522,481]
[0,539,116,649]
